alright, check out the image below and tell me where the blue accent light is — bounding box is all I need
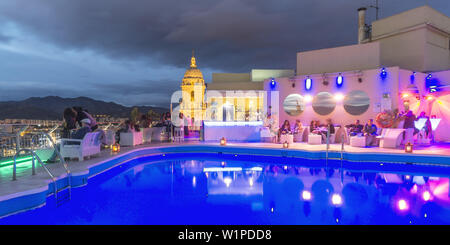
[410,72,416,83]
[336,74,343,87]
[380,67,387,80]
[270,78,276,89]
[425,74,441,93]
[305,77,312,91]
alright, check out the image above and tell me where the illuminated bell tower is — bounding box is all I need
[181,50,206,124]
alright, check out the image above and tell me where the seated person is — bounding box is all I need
[116,120,134,144]
[309,120,317,133]
[62,107,77,139]
[311,120,327,134]
[325,118,335,134]
[364,119,378,146]
[46,119,92,163]
[293,120,303,134]
[293,120,303,141]
[278,120,292,141]
[346,120,364,136]
[263,113,278,142]
[322,118,335,142]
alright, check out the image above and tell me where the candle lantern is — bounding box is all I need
[220,137,227,146]
[405,142,413,153]
[112,143,121,153]
[283,141,289,148]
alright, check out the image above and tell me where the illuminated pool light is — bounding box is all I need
[397,199,409,211]
[224,177,232,187]
[302,191,312,201]
[423,191,432,201]
[331,194,343,206]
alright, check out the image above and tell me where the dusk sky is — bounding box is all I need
[0,0,448,108]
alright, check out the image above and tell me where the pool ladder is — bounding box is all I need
[12,132,72,206]
[325,128,345,176]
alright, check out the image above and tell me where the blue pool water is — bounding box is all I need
[1,153,450,225]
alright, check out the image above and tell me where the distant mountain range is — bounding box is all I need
[0,96,168,120]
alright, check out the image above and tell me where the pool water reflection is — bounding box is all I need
[1,154,450,225]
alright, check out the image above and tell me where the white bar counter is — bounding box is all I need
[204,121,263,142]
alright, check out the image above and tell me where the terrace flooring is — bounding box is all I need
[0,140,449,201]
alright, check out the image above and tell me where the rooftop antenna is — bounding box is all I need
[369,0,380,20]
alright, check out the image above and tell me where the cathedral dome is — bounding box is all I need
[182,54,204,86]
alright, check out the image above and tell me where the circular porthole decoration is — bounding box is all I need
[343,90,370,116]
[283,94,305,116]
[312,92,336,115]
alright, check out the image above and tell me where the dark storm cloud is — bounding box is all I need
[0,0,448,107]
[0,0,381,72]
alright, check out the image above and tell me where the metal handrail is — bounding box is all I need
[325,125,330,170]
[48,125,59,134]
[32,132,71,176]
[340,139,345,184]
[13,149,55,181]
[11,130,72,202]
[13,149,59,200]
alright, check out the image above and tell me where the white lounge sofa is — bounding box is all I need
[60,132,102,161]
[279,134,294,145]
[151,127,170,142]
[350,136,366,147]
[260,127,277,143]
[377,128,405,148]
[120,131,143,146]
[142,128,153,143]
[293,128,305,142]
[308,134,322,145]
[104,130,116,145]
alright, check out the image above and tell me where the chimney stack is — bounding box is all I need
[357,7,367,44]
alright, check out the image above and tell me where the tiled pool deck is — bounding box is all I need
[0,140,449,217]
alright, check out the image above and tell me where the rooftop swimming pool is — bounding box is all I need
[1,152,450,225]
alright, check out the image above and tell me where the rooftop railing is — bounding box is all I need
[0,124,61,161]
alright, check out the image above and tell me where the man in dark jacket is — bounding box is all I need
[364,119,378,146]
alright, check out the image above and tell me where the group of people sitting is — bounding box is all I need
[272,117,380,146]
[270,109,434,147]
[345,119,378,146]
[115,114,153,144]
[274,117,378,145]
[47,107,99,163]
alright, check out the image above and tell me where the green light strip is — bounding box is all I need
[0,156,34,167]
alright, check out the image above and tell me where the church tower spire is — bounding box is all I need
[190,49,197,68]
